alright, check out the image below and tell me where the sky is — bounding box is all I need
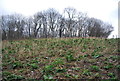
[0,0,119,38]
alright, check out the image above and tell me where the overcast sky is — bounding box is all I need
[0,0,119,38]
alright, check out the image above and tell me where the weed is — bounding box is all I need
[43,75,53,79]
[66,54,75,62]
[116,65,120,70]
[83,45,87,49]
[2,71,11,76]
[83,54,89,57]
[118,49,120,52]
[109,56,118,61]
[92,48,100,55]
[81,49,86,53]
[82,69,92,76]
[27,63,39,69]
[43,64,54,74]
[47,50,54,55]
[2,49,5,53]
[52,58,64,66]
[59,53,65,57]
[107,73,115,78]
[92,54,102,58]
[65,74,72,78]
[90,65,100,71]
[30,63,39,69]
[55,68,66,73]
[12,61,24,69]
[73,74,79,78]
[78,55,84,59]
[8,50,12,54]
[3,71,25,81]
[94,73,100,78]
[7,74,25,80]
[72,67,80,71]
[31,59,39,63]
[103,65,113,70]
[18,69,25,73]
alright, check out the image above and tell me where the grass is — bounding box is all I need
[2,38,119,80]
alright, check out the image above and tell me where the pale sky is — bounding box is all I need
[0,0,119,38]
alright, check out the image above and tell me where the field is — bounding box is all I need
[2,38,120,80]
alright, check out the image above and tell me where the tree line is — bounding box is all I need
[1,7,114,40]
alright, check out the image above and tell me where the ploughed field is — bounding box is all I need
[2,38,120,80]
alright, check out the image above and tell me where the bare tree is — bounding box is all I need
[1,14,25,40]
[5,14,18,40]
[1,15,8,40]
[33,12,44,38]
[15,14,25,39]
[45,8,60,37]
[101,23,113,38]
[24,17,34,38]
[64,7,77,37]
[87,18,113,38]
[1,7,114,40]
[57,15,65,38]
[76,12,88,37]
[41,12,48,38]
